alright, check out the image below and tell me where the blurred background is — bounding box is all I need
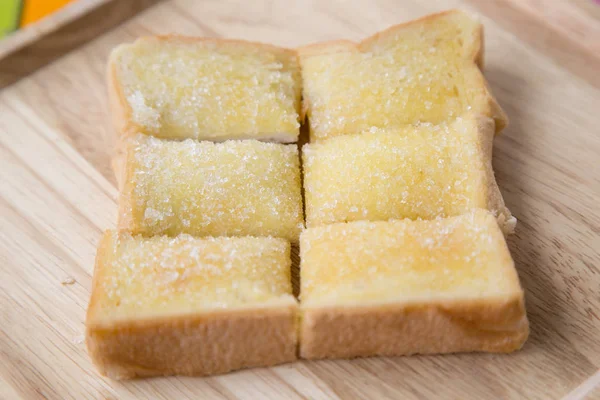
[0,0,75,38]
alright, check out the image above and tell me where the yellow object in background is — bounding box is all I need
[0,0,21,38]
[0,0,76,39]
[21,0,74,26]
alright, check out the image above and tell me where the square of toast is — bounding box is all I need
[109,36,301,142]
[86,231,298,379]
[303,115,515,234]
[299,10,507,141]
[116,134,304,241]
[299,210,529,360]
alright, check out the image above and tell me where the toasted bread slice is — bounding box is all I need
[117,134,304,241]
[299,10,507,141]
[299,210,528,360]
[86,231,298,379]
[303,115,515,234]
[108,36,301,142]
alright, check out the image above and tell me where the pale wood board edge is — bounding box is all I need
[0,0,162,89]
[562,369,600,400]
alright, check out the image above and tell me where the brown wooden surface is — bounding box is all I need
[1,0,600,399]
[0,0,160,89]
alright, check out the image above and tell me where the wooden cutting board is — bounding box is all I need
[1,0,599,399]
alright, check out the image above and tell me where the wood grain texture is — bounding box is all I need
[1,0,599,399]
[465,0,600,89]
[0,0,161,89]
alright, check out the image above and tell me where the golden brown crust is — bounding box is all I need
[300,297,529,360]
[87,305,298,379]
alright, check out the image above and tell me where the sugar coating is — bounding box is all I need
[303,116,513,230]
[119,135,304,240]
[90,231,295,322]
[114,37,301,141]
[300,11,503,141]
[300,210,522,307]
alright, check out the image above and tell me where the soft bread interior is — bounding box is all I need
[300,210,523,306]
[303,115,513,232]
[299,10,507,141]
[110,37,301,142]
[88,232,296,326]
[118,135,304,240]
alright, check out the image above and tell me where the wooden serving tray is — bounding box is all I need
[0,0,160,88]
[0,0,599,399]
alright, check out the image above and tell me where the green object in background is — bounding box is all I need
[0,0,22,39]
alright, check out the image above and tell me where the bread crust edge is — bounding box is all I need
[300,296,529,360]
[87,303,298,379]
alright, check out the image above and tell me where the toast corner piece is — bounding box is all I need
[299,9,508,141]
[107,36,301,142]
[85,233,298,378]
[360,9,484,63]
[299,211,528,360]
